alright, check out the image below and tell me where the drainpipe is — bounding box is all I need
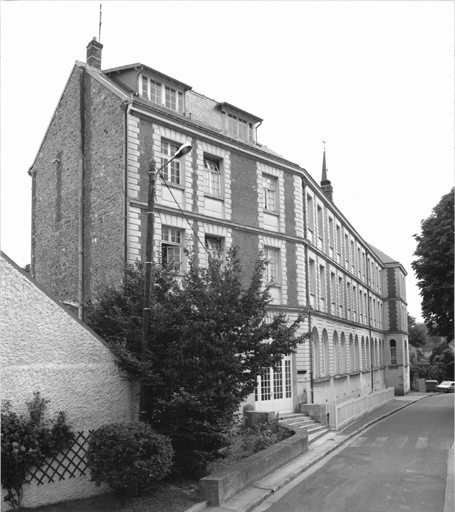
[78,68,86,320]
[121,99,133,269]
[366,249,374,393]
[302,177,314,404]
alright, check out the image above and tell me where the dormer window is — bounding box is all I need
[140,75,184,113]
[220,102,262,144]
[227,113,253,142]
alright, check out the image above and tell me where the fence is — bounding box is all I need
[24,430,92,486]
[314,387,395,431]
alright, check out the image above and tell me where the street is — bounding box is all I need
[254,394,454,512]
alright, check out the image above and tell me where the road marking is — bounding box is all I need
[394,437,408,448]
[371,437,388,447]
[350,437,367,447]
[439,439,452,450]
[416,437,428,448]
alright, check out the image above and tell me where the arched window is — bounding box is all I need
[372,338,376,368]
[361,336,366,370]
[341,333,346,374]
[322,329,329,376]
[333,331,339,374]
[313,328,320,378]
[390,339,397,365]
[349,334,354,372]
[355,335,359,371]
[366,337,370,369]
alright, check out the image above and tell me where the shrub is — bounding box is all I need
[240,421,292,454]
[1,393,73,510]
[86,422,173,501]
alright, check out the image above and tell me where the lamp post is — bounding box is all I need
[139,142,192,422]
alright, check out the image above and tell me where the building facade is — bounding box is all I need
[30,39,410,418]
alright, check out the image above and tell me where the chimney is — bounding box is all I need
[320,146,334,202]
[86,37,103,70]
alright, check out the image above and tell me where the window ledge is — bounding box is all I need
[334,374,348,379]
[263,209,279,217]
[204,193,224,201]
[161,180,185,190]
[349,371,361,376]
[314,376,331,383]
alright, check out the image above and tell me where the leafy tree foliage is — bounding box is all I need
[1,393,73,510]
[407,314,429,348]
[412,189,454,341]
[85,247,309,476]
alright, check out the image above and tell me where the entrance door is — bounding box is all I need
[255,357,293,413]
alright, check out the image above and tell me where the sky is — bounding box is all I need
[1,1,453,322]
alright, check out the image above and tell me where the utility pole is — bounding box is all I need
[138,143,192,421]
[139,157,156,422]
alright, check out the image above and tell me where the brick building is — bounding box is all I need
[30,38,410,418]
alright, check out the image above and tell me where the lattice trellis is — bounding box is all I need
[25,430,93,486]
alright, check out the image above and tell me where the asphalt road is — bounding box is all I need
[259,394,454,512]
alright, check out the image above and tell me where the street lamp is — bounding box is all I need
[139,141,192,421]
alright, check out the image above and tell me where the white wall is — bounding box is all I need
[1,254,138,510]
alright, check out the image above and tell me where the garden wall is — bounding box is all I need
[0,253,138,510]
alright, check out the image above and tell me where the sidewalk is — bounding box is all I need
[190,392,432,512]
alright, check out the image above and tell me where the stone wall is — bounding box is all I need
[1,253,138,510]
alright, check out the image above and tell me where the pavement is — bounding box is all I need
[186,391,436,512]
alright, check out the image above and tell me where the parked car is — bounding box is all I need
[436,381,455,393]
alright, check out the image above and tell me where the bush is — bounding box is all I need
[240,421,292,454]
[1,393,73,510]
[149,391,232,478]
[86,422,174,501]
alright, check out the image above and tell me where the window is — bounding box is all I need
[331,272,336,312]
[285,360,292,398]
[309,259,316,294]
[317,206,323,238]
[390,340,397,365]
[263,176,277,212]
[227,113,253,142]
[338,276,343,314]
[345,235,349,265]
[204,157,221,196]
[319,265,326,312]
[319,266,326,298]
[264,247,279,283]
[353,286,357,321]
[162,227,183,271]
[140,76,184,113]
[161,140,182,185]
[329,217,334,249]
[150,79,161,104]
[336,225,341,255]
[205,236,223,260]
[307,195,314,231]
[351,241,355,273]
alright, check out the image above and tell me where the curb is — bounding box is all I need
[186,394,432,512]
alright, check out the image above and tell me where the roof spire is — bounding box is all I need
[320,141,334,202]
[322,141,328,182]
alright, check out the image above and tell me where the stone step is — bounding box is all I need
[280,418,316,427]
[278,412,310,421]
[308,426,332,444]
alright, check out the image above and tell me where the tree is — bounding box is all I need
[412,189,454,341]
[407,314,429,348]
[85,247,309,476]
